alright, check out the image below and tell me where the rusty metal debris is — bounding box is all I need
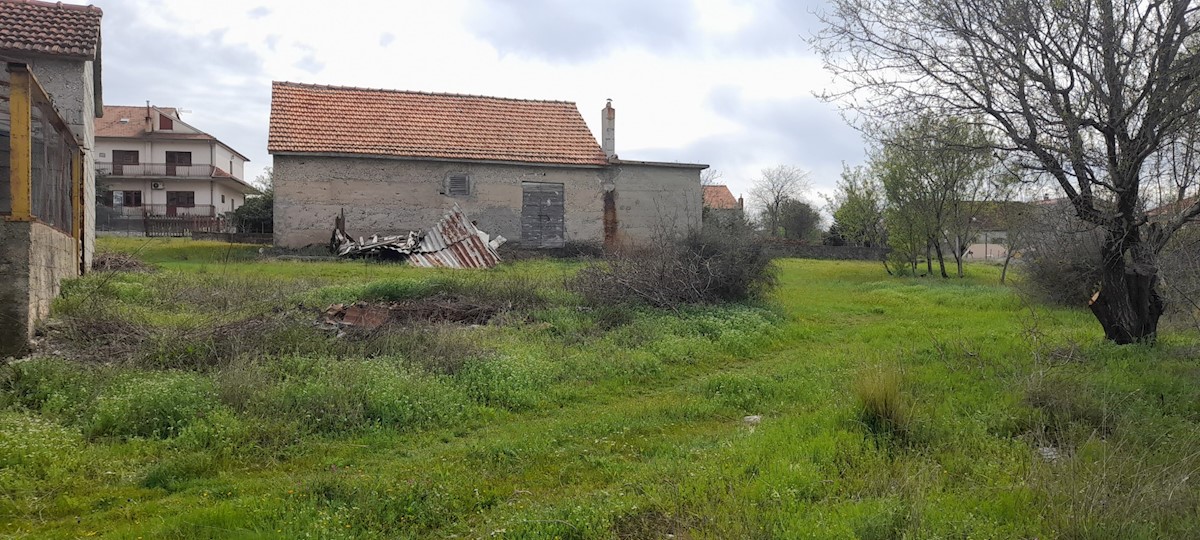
[330,204,506,268]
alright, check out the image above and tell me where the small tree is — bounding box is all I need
[816,0,1200,343]
[779,198,823,242]
[230,167,273,234]
[751,165,811,237]
[828,164,886,248]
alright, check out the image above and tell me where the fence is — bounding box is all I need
[1,63,83,238]
[96,203,272,238]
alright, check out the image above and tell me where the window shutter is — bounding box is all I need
[448,175,470,196]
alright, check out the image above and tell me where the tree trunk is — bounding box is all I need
[1000,251,1013,284]
[931,237,949,278]
[1087,237,1165,344]
[925,242,934,277]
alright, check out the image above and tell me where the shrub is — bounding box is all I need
[853,366,911,443]
[1159,226,1200,328]
[571,221,775,309]
[1016,210,1105,307]
[87,371,217,439]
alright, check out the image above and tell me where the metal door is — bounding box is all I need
[521,182,565,248]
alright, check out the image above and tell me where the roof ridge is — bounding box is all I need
[0,0,103,14]
[272,80,580,106]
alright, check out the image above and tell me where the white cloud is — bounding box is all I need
[95,0,864,205]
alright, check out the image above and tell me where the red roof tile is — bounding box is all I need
[0,0,101,59]
[703,185,740,209]
[96,105,187,138]
[269,81,610,166]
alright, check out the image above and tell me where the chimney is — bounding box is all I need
[145,100,153,133]
[601,99,616,159]
[738,196,744,210]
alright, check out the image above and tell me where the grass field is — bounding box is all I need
[2,237,1198,539]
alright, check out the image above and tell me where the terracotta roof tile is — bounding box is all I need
[269,81,610,166]
[0,0,101,59]
[96,105,189,138]
[703,185,740,209]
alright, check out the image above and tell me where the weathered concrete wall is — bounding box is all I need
[0,221,78,357]
[28,57,96,269]
[273,156,606,248]
[274,155,703,249]
[607,163,703,245]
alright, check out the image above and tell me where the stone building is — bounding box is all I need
[0,0,102,356]
[268,82,705,249]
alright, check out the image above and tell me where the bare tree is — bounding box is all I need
[816,0,1200,344]
[751,165,811,237]
[700,168,724,186]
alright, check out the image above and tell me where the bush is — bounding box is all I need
[570,221,775,309]
[1016,209,1105,306]
[1159,226,1200,327]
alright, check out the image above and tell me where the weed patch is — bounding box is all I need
[853,366,913,445]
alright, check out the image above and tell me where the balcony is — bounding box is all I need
[96,162,236,180]
[99,204,219,217]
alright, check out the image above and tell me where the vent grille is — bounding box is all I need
[448,175,470,196]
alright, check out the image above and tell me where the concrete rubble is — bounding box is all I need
[330,204,506,268]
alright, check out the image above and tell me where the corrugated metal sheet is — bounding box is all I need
[330,204,505,268]
[409,205,504,269]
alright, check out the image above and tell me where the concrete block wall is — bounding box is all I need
[273,155,703,250]
[273,156,607,248]
[0,221,78,357]
[607,163,703,245]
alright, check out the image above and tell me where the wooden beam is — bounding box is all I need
[6,63,32,221]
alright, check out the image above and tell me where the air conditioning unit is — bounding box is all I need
[151,182,165,190]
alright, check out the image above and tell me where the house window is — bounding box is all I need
[446,174,470,196]
[165,151,192,176]
[159,115,173,130]
[111,150,139,175]
[166,191,195,207]
[122,190,142,207]
[221,194,226,204]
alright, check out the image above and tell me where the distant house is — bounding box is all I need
[0,0,102,355]
[268,82,706,249]
[1147,195,1199,226]
[95,105,257,222]
[702,184,744,225]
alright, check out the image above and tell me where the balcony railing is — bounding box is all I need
[99,203,218,217]
[96,162,234,179]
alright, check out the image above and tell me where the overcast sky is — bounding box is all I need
[97,0,864,204]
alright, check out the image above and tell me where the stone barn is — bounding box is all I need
[268,82,705,249]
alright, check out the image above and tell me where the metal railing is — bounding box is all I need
[99,203,218,217]
[96,162,233,179]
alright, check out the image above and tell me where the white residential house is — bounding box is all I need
[95,104,256,222]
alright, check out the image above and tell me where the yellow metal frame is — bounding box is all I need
[6,65,32,222]
[5,62,88,272]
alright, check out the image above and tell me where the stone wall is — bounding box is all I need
[0,221,78,357]
[273,155,703,249]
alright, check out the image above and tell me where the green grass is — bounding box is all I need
[0,237,1197,538]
